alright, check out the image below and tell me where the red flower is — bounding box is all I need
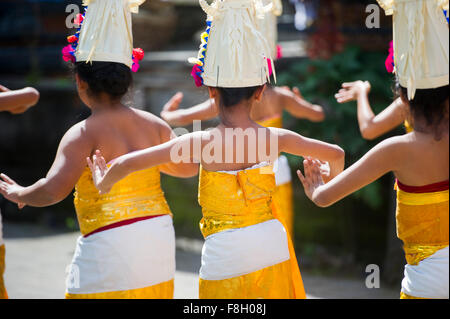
[133,48,145,62]
[74,14,84,26]
[67,35,78,43]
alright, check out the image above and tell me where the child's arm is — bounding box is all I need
[276,87,325,122]
[335,81,407,140]
[0,86,40,114]
[160,92,219,127]
[298,136,402,207]
[88,132,202,194]
[0,123,92,208]
[276,128,345,181]
[157,119,199,178]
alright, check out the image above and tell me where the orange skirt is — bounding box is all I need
[0,245,8,299]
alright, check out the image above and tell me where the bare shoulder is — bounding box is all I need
[367,134,413,163]
[58,120,93,151]
[132,108,168,127]
[132,107,174,139]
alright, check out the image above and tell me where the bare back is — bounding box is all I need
[84,107,167,163]
[394,132,449,186]
[199,124,278,172]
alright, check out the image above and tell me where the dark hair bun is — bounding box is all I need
[74,61,132,99]
[398,83,449,139]
[217,86,262,108]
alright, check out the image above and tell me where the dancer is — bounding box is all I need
[87,0,344,299]
[0,0,198,299]
[161,0,324,238]
[0,85,40,299]
[160,87,324,238]
[299,0,449,299]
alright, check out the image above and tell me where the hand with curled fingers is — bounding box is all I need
[0,173,27,209]
[297,158,325,203]
[86,150,112,195]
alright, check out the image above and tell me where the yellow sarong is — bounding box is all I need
[66,166,174,299]
[0,245,7,299]
[198,165,306,299]
[257,116,295,238]
[396,180,449,299]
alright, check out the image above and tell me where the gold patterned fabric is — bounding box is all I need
[256,116,295,238]
[198,166,276,238]
[272,182,294,238]
[0,245,7,299]
[404,120,413,133]
[396,183,449,266]
[256,116,283,129]
[400,292,428,299]
[198,166,306,299]
[200,260,294,299]
[74,166,172,236]
[65,279,174,300]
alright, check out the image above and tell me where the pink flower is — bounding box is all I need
[132,62,140,73]
[191,65,203,87]
[266,58,274,77]
[133,48,145,62]
[74,14,84,26]
[276,45,283,60]
[62,45,75,63]
[385,41,395,73]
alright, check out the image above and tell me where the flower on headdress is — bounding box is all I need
[191,64,204,87]
[385,40,395,73]
[74,13,84,26]
[276,45,283,60]
[62,45,76,63]
[131,57,140,73]
[133,48,145,62]
[266,58,274,77]
[67,35,78,43]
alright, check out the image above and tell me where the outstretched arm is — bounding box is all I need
[88,132,202,194]
[298,136,402,207]
[276,87,325,122]
[277,128,345,181]
[335,81,407,140]
[158,119,199,178]
[0,123,92,207]
[160,92,219,127]
[0,86,40,114]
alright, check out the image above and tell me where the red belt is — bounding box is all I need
[84,214,166,238]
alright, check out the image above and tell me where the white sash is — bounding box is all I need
[66,215,175,295]
[200,219,290,281]
[402,246,449,299]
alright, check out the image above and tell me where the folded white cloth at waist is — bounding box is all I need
[274,155,292,186]
[402,246,449,299]
[200,219,290,281]
[66,215,175,295]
